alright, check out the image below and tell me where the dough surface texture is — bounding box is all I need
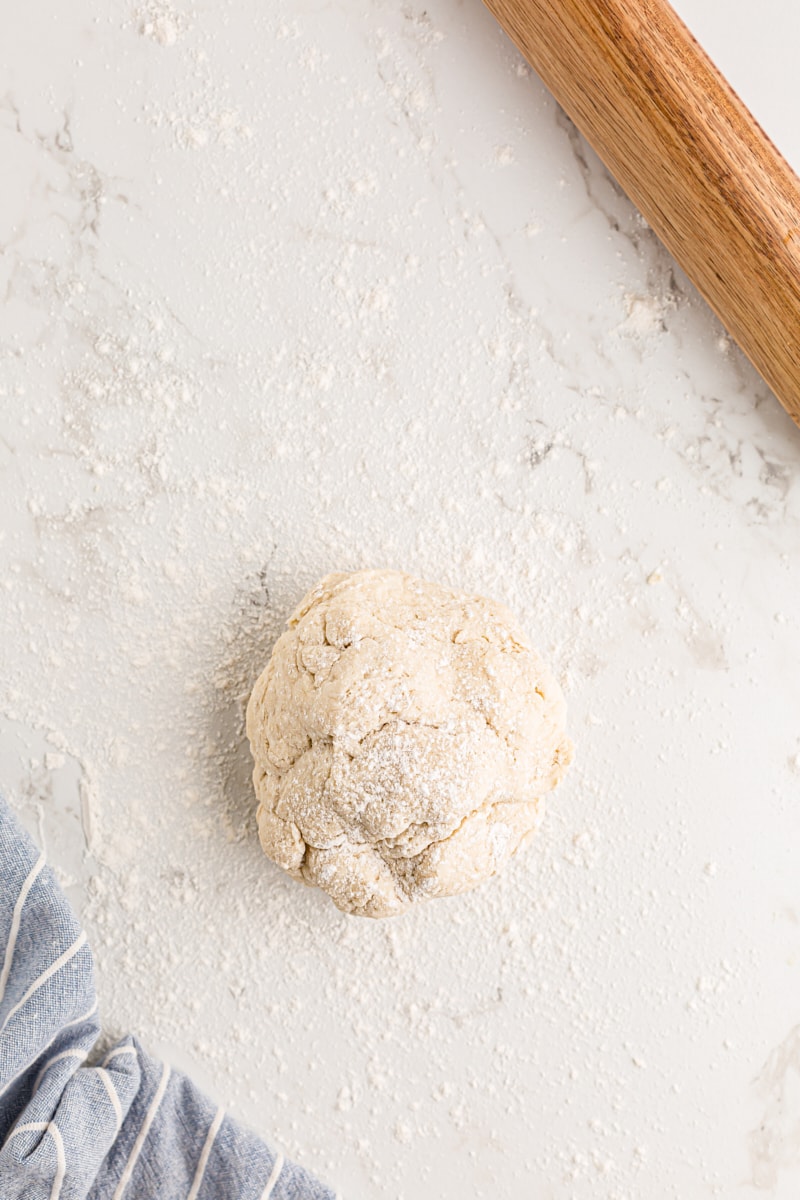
[246,569,573,917]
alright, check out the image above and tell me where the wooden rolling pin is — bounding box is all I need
[481,0,800,427]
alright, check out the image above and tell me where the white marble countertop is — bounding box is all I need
[3,2,800,1197]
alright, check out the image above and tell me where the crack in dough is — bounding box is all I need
[246,569,573,917]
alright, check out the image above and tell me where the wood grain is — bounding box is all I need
[481,0,800,426]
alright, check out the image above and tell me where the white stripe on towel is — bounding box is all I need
[1,931,88,1032]
[102,1045,137,1068]
[111,1060,170,1199]
[186,1106,225,1200]
[98,1067,124,1133]
[0,1003,98,1103]
[11,1120,67,1200]
[33,1048,86,1093]
[0,852,46,1005]
[260,1152,284,1199]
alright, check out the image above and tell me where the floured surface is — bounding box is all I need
[1,2,800,1197]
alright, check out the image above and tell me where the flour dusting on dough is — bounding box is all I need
[247,569,572,916]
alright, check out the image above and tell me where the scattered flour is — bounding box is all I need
[617,291,674,337]
[0,2,798,1198]
[137,1,187,46]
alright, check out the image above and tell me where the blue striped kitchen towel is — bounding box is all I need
[0,794,339,1199]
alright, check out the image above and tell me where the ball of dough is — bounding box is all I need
[246,569,573,917]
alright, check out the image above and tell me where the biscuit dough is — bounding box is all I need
[246,569,573,917]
